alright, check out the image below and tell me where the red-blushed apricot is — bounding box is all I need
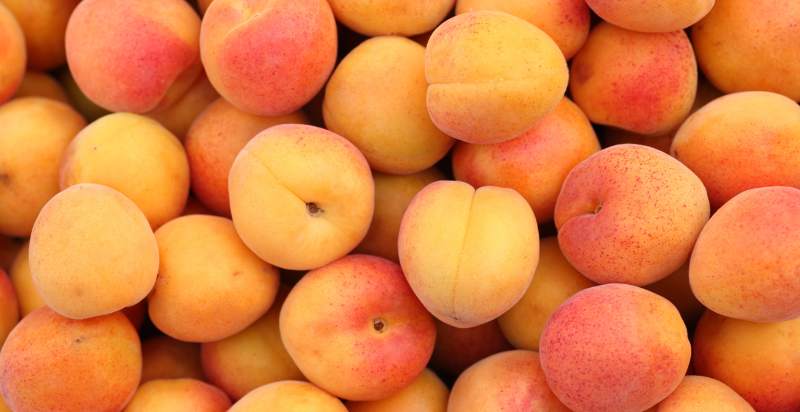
[693,0,800,101]
[146,73,219,139]
[429,319,511,379]
[229,381,347,412]
[654,375,754,412]
[455,0,589,59]
[13,71,68,102]
[0,270,17,346]
[693,311,800,412]
[585,0,714,32]
[554,144,709,286]
[29,184,159,319]
[690,187,800,322]
[399,180,538,327]
[280,255,436,401]
[0,3,24,104]
[124,379,231,412]
[0,308,141,412]
[646,263,704,329]
[202,289,302,400]
[453,98,600,222]
[323,36,453,174]
[58,70,109,121]
[185,98,307,216]
[65,0,201,113]
[347,369,448,412]
[142,336,204,382]
[1,0,79,69]
[9,242,43,317]
[328,0,453,36]
[0,236,19,272]
[229,125,374,270]
[200,0,337,116]
[356,169,444,262]
[449,350,569,411]
[671,92,800,209]
[425,11,568,144]
[60,113,190,229]
[0,97,86,237]
[540,284,690,412]
[149,215,279,342]
[498,237,594,350]
[570,23,697,135]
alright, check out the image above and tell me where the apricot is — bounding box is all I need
[654,375,754,412]
[328,0,452,36]
[324,36,453,174]
[540,284,690,412]
[58,70,109,121]
[141,336,205,383]
[570,23,697,135]
[453,98,600,222]
[399,180,538,327]
[450,350,569,411]
[646,263,704,329]
[228,381,347,412]
[429,320,511,379]
[455,0,590,59]
[671,91,800,208]
[124,379,231,412]
[0,308,141,412]
[229,124,374,270]
[200,0,337,116]
[585,0,714,32]
[185,98,307,216]
[1,0,79,69]
[280,255,436,401]
[690,187,800,322]
[29,184,158,319]
[65,0,201,113]
[9,243,43,316]
[0,97,85,237]
[0,270,17,347]
[356,169,444,261]
[425,11,568,144]
[347,369,448,412]
[555,144,709,286]
[498,237,594,350]
[0,3,24,104]
[149,215,279,342]
[146,73,219,139]
[60,113,190,229]
[13,71,68,102]
[201,288,302,400]
[693,311,800,412]
[693,0,800,101]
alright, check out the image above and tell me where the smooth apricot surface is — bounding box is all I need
[13,71,68,102]
[29,184,158,319]
[0,3,25,104]
[585,0,714,32]
[124,379,231,412]
[280,255,436,401]
[8,243,42,317]
[1,0,79,69]
[146,73,219,139]
[347,369,448,412]
[425,11,568,144]
[0,308,141,412]
[328,0,453,36]
[228,381,347,412]
[654,375,754,412]
[540,284,690,412]
[555,144,709,286]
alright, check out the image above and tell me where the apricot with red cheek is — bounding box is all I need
[585,0,715,33]
[200,0,337,116]
[540,284,690,412]
[453,98,599,222]
[570,23,697,135]
[693,311,800,412]
[280,255,436,401]
[425,11,568,144]
[65,0,201,113]
[671,91,800,209]
[554,144,709,286]
[429,319,511,379]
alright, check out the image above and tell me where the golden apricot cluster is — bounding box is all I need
[1,1,799,411]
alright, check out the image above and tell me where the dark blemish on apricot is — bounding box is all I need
[232,270,242,277]
[0,172,9,186]
[372,318,386,333]
[306,202,324,216]
[594,204,603,214]
[74,336,85,344]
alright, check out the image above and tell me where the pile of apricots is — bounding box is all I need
[1,0,799,411]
